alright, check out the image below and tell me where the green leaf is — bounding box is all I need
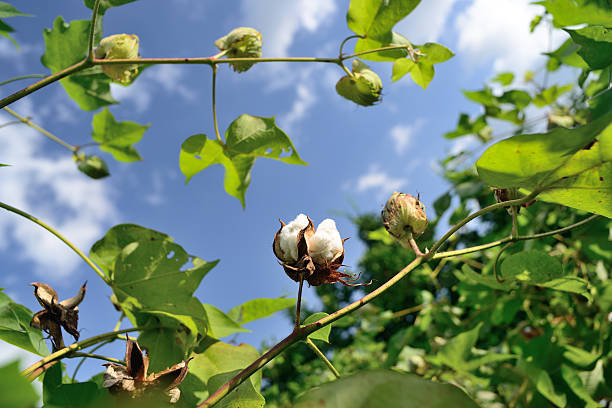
[227,297,296,325]
[566,26,612,70]
[0,2,31,18]
[83,0,138,15]
[366,227,395,245]
[202,303,250,339]
[180,134,254,207]
[183,339,263,406]
[353,31,411,62]
[476,110,612,217]
[500,250,592,301]
[492,72,514,86]
[0,289,49,356]
[428,323,482,371]
[562,345,600,370]
[207,369,266,408]
[0,361,39,408]
[41,16,116,111]
[444,114,489,140]
[533,84,573,107]
[293,369,479,408]
[225,114,306,165]
[89,224,218,371]
[589,88,612,121]
[462,87,497,106]
[535,0,612,27]
[91,107,149,162]
[545,38,588,70]
[346,0,421,38]
[560,364,601,408]
[392,43,453,88]
[499,90,532,110]
[456,265,509,291]
[518,359,567,407]
[303,312,331,343]
[44,381,112,408]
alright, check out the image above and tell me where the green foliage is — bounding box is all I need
[90,224,217,371]
[41,16,116,111]
[303,313,332,343]
[91,107,149,162]
[43,364,111,408]
[566,26,612,70]
[347,0,420,38]
[83,0,138,15]
[476,110,612,217]
[0,1,32,49]
[0,361,39,408]
[202,303,250,339]
[182,339,264,407]
[180,115,305,207]
[0,289,49,356]
[534,0,612,27]
[292,370,479,407]
[392,43,454,89]
[227,297,295,325]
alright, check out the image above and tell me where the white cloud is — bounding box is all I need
[395,0,457,44]
[0,101,118,279]
[454,0,565,74]
[241,0,337,57]
[354,164,406,200]
[390,119,425,155]
[111,65,195,112]
[280,83,316,133]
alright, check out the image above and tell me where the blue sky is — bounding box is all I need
[0,0,566,381]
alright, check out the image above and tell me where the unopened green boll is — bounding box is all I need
[335,59,382,107]
[214,27,262,73]
[381,192,428,248]
[76,155,110,179]
[95,34,140,83]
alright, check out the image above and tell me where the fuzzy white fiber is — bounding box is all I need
[308,219,343,264]
[278,213,309,262]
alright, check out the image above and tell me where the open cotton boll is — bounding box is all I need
[308,219,343,265]
[277,214,309,262]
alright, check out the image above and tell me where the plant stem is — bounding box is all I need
[23,326,147,380]
[305,338,340,378]
[0,74,46,87]
[211,64,222,143]
[88,0,102,62]
[494,242,514,282]
[3,107,77,152]
[198,256,424,408]
[338,34,363,57]
[294,275,305,331]
[71,339,113,382]
[408,237,426,257]
[0,59,90,109]
[69,352,125,365]
[0,201,109,284]
[432,214,599,259]
[511,206,519,239]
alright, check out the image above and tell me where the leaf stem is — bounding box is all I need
[338,34,363,57]
[3,107,77,152]
[294,275,305,331]
[0,74,46,87]
[305,338,340,378]
[211,64,222,143]
[511,206,519,239]
[0,201,108,284]
[432,213,599,259]
[71,339,114,382]
[87,0,102,62]
[69,352,125,365]
[23,326,147,380]
[0,59,90,109]
[494,242,514,282]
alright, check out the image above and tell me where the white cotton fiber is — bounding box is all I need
[308,219,343,264]
[278,214,309,262]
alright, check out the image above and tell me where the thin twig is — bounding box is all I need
[294,275,305,331]
[211,64,222,143]
[69,352,125,365]
[305,338,340,378]
[0,74,46,87]
[87,0,102,62]
[3,107,76,152]
[0,201,108,284]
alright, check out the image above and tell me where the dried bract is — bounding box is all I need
[103,340,191,404]
[29,281,87,351]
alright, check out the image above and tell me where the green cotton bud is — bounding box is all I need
[381,192,428,248]
[95,34,140,84]
[335,59,383,107]
[76,155,110,179]
[214,27,262,73]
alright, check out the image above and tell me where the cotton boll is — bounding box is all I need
[308,219,343,265]
[276,214,309,262]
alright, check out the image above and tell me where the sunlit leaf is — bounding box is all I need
[227,297,296,325]
[535,0,612,27]
[0,289,49,356]
[562,345,600,370]
[83,0,138,15]
[518,359,567,407]
[182,339,263,407]
[545,38,588,71]
[41,16,116,111]
[566,26,612,70]
[560,364,601,408]
[0,2,32,18]
[476,110,612,217]
[392,43,453,88]
[90,224,218,371]
[293,370,479,407]
[533,84,573,107]
[353,31,411,62]
[347,0,421,38]
[492,72,514,86]
[303,312,331,343]
[202,303,250,339]
[92,107,149,162]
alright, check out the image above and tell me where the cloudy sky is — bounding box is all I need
[0,0,566,379]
